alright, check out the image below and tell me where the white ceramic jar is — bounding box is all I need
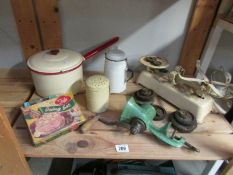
[27,49,85,97]
[104,48,133,93]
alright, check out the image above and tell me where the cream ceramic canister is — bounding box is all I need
[85,75,110,113]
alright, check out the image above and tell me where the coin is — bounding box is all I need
[77,140,89,148]
[65,142,77,153]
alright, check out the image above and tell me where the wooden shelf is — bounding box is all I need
[12,80,233,160]
[218,17,233,33]
[197,16,233,76]
[0,69,34,125]
[1,69,231,160]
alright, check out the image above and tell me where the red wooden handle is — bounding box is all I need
[83,36,119,60]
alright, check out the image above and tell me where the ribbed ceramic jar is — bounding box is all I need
[85,75,110,113]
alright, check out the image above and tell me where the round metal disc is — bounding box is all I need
[65,142,77,153]
[174,110,196,126]
[153,105,167,121]
[77,140,89,148]
[134,88,154,104]
[170,110,197,133]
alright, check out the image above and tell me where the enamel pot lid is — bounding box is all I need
[105,49,126,61]
[27,49,84,75]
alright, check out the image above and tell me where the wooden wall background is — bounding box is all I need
[10,0,62,60]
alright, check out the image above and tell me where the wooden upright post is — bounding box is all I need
[179,0,220,76]
[34,0,62,49]
[10,0,42,60]
[10,0,62,60]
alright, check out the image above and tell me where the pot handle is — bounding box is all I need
[83,36,119,61]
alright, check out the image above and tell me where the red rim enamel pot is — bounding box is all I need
[27,37,119,97]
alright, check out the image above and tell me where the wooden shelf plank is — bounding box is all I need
[0,69,34,125]
[0,107,31,175]
[0,91,33,107]
[12,72,233,160]
[220,15,233,24]
[196,16,233,75]
[0,69,33,84]
[14,92,233,133]
[13,128,233,160]
[14,107,233,135]
[0,68,31,79]
[0,84,33,92]
[14,92,233,160]
[4,107,20,125]
[218,18,233,33]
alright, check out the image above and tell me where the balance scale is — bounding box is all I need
[136,56,214,123]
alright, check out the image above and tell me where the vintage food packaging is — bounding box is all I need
[21,93,86,146]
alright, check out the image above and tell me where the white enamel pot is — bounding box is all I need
[27,37,119,97]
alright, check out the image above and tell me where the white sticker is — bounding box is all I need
[115,144,129,152]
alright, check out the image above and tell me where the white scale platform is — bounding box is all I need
[137,71,214,123]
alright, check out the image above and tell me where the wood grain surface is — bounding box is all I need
[0,68,32,84]
[14,92,233,134]
[179,0,220,75]
[13,127,233,160]
[4,107,20,125]
[0,107,31,175]
[0,69,34,125]
[34,0,62,49]
[13,90,233,160]
[10,0,42,59]
[9,71,233,160]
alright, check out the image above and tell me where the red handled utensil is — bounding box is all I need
[83,36,119,60]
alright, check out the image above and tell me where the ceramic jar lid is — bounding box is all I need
[86,75,109,90]
[27,49,84,74]
[105,49,126,61]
